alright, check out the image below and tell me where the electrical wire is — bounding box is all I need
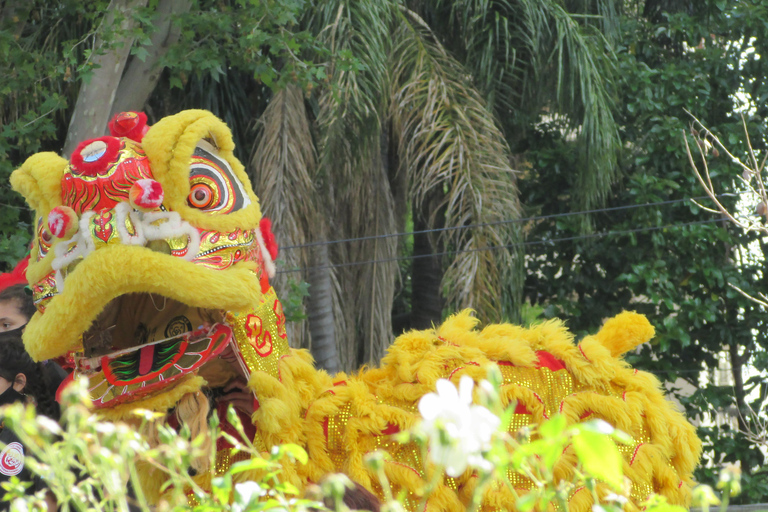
[279,194,737,251]
[276,217,725,275]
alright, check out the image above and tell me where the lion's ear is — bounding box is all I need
[10,152,68,213]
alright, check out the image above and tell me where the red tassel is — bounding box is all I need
[259,217,279,260]
[0,255,29,292]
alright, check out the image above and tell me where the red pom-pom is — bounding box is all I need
[260,218,278,260]
[70,136,121,176]
[108,111,149,142]
[48,206,79,239]
[129,179,164,211]
[0,255,29,292]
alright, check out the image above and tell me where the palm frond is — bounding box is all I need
[432,0,621,218]
[391,11,523,321]
[349,152,399,365]
[250,84,319,348]
[303,0,401,367]
[526,0,620,214]
[308,0,395,181]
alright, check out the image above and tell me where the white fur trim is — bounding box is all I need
[255,228,276,278]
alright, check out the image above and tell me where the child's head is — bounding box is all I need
[0,330,60,420]
[0,284,35,332]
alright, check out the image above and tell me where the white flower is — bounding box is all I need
[418,376,501,477]
[603,493,629,505]
[235,481,265,505]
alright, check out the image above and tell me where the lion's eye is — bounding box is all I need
[37,217,52,259]
[188,183,215,209]
[187,139,249,214]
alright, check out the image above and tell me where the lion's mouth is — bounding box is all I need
[72,293,244,408]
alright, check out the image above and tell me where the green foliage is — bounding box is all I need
[282,278,311,323]
[0,1,112,269]
[160,0,333,92]
[522,0,768,502]
[0,378,321,512]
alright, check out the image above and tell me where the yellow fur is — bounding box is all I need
[299,310,702,511]
[97,375,206,422]
[23,245,262,360]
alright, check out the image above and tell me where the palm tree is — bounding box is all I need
[251,0,622,371]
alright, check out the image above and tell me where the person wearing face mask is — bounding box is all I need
[0,257,69,403]
[0,332,59,510]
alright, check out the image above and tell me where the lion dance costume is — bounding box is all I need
[10,110,701,511]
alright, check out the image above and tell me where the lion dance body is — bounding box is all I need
[11,110,701,511]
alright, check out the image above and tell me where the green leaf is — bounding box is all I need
[572,430,624,490]
[229,457,277,474]
[275,444,308,465]
[539,414,567,440]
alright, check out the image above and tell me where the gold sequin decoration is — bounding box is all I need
[495,360,665,505]
[498,365,576,418]
[327,402,352,471]
[193,229,256,270]
[32,270,58,313]
[227,287,290,380]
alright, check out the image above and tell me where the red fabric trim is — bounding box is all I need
[448,361,480,379]
[215,401,257,451]
[259,218,279,260]
[514,402,531,414]
[259,273,270,293]
[630,443,644,466]
[55,372,75,403]
[535,351,566,371]
[532,392,549,419]
[381,423,400,435]
[578,344,591,363]
[384,460,421,477]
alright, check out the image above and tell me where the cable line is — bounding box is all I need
[279,194,736,251]
[276,217,725,275]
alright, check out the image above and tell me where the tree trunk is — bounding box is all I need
[307,243,339,372]
[63,0,149,156]
[109,0,191,117]
[410,194,445,330]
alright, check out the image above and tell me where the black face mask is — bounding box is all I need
[0,386,25,407]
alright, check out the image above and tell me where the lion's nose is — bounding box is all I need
[129,179,165,211]
[47,206,79,239]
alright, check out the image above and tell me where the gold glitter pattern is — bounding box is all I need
[32,270,58,313]
[327,402,353,471]
[192,228,256,270]
[227,287,290,380]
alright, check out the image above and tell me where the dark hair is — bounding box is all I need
[0,283,36,323]
[0,330,60,420]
